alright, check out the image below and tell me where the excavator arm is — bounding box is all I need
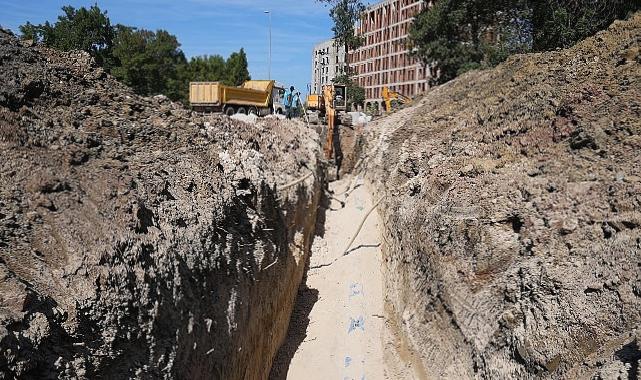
[382,86,411,113]
[323,85,336,160]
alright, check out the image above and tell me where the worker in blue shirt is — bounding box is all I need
[284,86,295,119]
[292,91,302,118]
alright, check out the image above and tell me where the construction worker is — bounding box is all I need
[292,91,302,118]
[284,86,295,119]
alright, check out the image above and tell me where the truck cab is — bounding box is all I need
[271,83,286,115]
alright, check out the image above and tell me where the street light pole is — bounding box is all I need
[264,10,272,80]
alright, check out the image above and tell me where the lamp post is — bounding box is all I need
[264,10,272,80]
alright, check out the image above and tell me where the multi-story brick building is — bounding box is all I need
[310,39,346,95]
[350,0,431,110]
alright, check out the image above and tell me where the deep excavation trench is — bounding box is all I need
[268,14,641,380]
[269,173,427,380]
[2,13,641,380]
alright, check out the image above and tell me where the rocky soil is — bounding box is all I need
[337,123,366,179]
[364,13,641,379]
[0,30,324,379]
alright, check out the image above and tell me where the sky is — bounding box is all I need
[0,0,371,96]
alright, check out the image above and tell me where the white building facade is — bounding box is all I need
[310,39,346,94]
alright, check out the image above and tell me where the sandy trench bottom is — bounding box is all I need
[271,176,425,380]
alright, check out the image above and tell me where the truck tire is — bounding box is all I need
[224,106,235,116]
[237,107,247,115]
[248,106,258,115]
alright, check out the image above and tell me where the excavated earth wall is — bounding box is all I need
[0,31,323,379]
[364,14,641,379]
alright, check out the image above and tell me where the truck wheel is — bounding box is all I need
[248,107,258,116]
[224,106,236,116]
[237,107,247,115]
[276,108,283,115]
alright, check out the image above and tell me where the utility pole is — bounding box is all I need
[264,10,272,80]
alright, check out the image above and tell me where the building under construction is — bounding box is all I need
[350,0,431,110]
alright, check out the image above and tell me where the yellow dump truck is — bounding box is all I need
[189,80,285,116]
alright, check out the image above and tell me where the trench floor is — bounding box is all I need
[270,176,422,380]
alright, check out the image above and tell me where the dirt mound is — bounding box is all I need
[365,13,641,379]
[0,32,323,379]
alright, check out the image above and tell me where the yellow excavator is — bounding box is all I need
[323,85,338,160]
[307,84,349,159]
[382,86,411,113]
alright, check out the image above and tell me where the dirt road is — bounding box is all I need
[271,176,424,380]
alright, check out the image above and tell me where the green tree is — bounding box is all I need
[18,4,254,104]
[319,0,365,62]
[318,0,365,79]
[173,55,226,104]
[110,26,187,99]
[410,0,530,85]
[531,0,641,50]
[18,22,40,41]
[183,55,227,82]
[410,0,640,85]
[318,0,366,109]
[410,0,475,84]
[19,5,114,66]
[224,48,250,86]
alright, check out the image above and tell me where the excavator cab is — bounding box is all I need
[333,84,347,110]
[306,84,348,124]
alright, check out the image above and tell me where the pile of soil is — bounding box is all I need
[0,30,323,379]
[364,14,641,379]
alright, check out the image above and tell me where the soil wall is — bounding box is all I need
[0,31,323,379]
[365,14,641,379]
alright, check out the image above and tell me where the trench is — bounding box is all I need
[268,174,426,380]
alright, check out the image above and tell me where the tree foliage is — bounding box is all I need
[224,48,251,86]
[19,5,114,66]
[318,0,365,65]
[410,0,641,85]
[181,55,227,83]
[410,0,531,84]
[319,0,366,107]
[110,26,187,99]
[531,0,641,50]
[18,5,251,104]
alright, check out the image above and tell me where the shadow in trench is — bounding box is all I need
[269,172,333,379]
[269,183,330,379]
[268,284,319,380]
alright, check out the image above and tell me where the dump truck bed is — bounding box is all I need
[307,94,323,110]
[189,81,275,108]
